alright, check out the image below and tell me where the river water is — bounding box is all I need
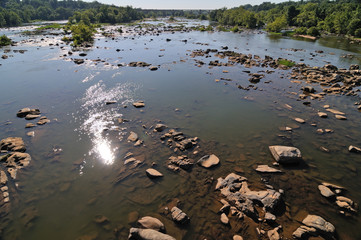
[0,20,361,239]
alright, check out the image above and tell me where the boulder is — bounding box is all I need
[0,137,26,152]
[349,145,361,153]
[197,154,220,168]
[154,124,167,132]
[17,108,40,118]
[145,168,163,178]
[171,207,190,225]
[269,146,302,164]
[302,215,335,234]
[318,185,335,198]
[137,216,165,232]
[255,165,282,173]
[128,228,175,240]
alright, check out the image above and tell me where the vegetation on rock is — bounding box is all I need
[0,34,11,46]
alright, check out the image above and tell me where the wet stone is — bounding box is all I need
[318,185,335,198]
[145,168,163,178]
[294,118,305,123]
[171,207,190,225]
[25,114,40,120]
[335,114,347,120]
[302,215,335,234]
[133,101,145,108]
[233,235,243,240]
[128,228,175,240]
[348,145,361,153]
[255,165,282,173]
[17,108,40,118]
[25,123,35,128]
[154,124,167,132]
[269,145,302,164]
[128,132,138,142]
[0,137,26,152]
[197,154,220,168]
[94,215,109,224]
[137,216,165,232]
[220,213,229,225]
[0,171,8,185]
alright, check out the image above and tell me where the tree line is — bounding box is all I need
[210,0,361,37]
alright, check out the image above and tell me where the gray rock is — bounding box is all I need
[138,216,165,232]
[269,145,302,164]
[349,145,361,153]
[255,165,282,173]
[128,132,139,142]
[171,207,190,225]
[128,228,175,240]
[318,185,335,198]
[197,154,220,168]
[146,168,163,178]
[302,215,335,234]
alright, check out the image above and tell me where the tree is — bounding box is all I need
[266,16,287,32]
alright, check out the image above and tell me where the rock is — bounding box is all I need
[137,216,165,232]
[0,171,8,185]
[106,100,117,105]
[171,207,190,225]
[149,66,158,71]
[128,132,138,142]
[255,165,282,173]
[4,152,31,169]
[73,59,84,64]
[220,213,229,225]
[268,145,302,164]
[145,168,163,178]
[321,182,345,191]
[168,156,194,170]
[94,215,109,224]
[25,114,40,120]
[335,115,347,120]
[133,101,145,108]
[27,131,35,137]
[318,112,328,118]
[17,108,40,118]
[128,211,139,224]
[37,116,50,125]
[267,228,280,240]
[348,145,361,153]
[292,226,318,239]
[7,168,17,179]
[154,124,167,132]
[128,228,175,240]
[302,215,335,234]
[294,118,305,123]
[326,108,345,115]
[25,123,35,128]
[197,154,220,168]
[0,137,26,152]
[318,185,335,198]
[233,235,243,240]
[265,212,276,222]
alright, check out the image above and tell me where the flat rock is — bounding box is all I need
[197,154,220,168]
[302,215,335,234]
[0,137,26,152]
[137,216,165,232]
[25,114,40,120]
[318,112,328,118]
[128,132,139,142]
[133,101,145,108]
[349,145,361,153]
[326,108,345,115]
[171,207,190,225]
[269,145,302,164]
[145,168,163,178]
[128,228,175,240]
[255,165,282,173]
[335,114,347,120]
[294,118,305,123]
[37,116,50,125]
[318,185,335,198]
[25,123,35,128]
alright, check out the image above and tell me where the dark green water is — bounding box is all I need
[0,20,361,239]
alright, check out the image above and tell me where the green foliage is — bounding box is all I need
[354,29,361,38]
[266,16,287,33]
[307,26,320,37]
[68,22,96,46]
[294,27,307,35]
[36,23,63,30]
[210,7,261,29]
[0,34,11,46]
[231,26,239,32]
[278,59,295,67]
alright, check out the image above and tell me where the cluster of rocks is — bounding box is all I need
[17,107,50,129]
[129,61,151,67]
[291,63,361,99]
[318,182,358,215]
[293,215,336,239]
[159,128,198,152]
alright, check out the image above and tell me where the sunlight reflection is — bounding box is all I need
[95,138,114,165]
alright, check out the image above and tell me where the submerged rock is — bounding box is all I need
[128,228,175,240]
[197,154,220,168]
[133,101,145,108]
[137,216,165,232]
[255,165,282,173]
[145,168,163,178]
[171,207,190,225]
[128,132,139,142]
[269,145,302,164]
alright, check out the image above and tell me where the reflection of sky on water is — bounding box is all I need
[75,80,138,166]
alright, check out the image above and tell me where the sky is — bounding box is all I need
[83,0,288,10]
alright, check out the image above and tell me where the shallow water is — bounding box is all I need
[0,21,361,239]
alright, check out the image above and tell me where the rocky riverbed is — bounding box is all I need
[0,19,361,240]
